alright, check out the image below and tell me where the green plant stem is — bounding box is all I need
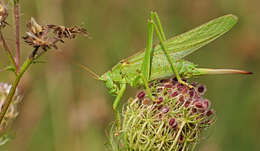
[0,30,17,73]
[0,47,39,128]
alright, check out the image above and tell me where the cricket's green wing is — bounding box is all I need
[126,14,238,63]
[114,14,238,86]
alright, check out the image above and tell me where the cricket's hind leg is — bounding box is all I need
[150,11,193,88]
[139,14,157,101]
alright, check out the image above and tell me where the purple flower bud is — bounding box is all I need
[179,96,185,104]
[161,106,170,114]
[157,97,164,104]
[197,84,206,95]
[164,83,173,88]
[189,90,195,98]
[194,101,203,109]
[184,100,191,107]
[177,84,184,91]
[169,118,178,128]
[191,82,198,87]
[137,91,145,99]
[182,87,188,94]
[202,99,211,110]
[206,109,215,117]
[171,91,179,98]
[179,135,184,143]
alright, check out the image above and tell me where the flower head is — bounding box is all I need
[111,78,216,151]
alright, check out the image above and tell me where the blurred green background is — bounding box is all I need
[0,0,259,150]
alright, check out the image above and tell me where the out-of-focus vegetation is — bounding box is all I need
[0,0,259,151]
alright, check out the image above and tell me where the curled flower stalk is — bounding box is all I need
[109,78,216,151]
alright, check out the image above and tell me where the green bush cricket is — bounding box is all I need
[81,11,252,127]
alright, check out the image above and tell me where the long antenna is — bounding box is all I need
[78,64,100,80]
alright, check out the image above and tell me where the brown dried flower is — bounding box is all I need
[47,24,88,39]
[0,1,8,28]
[23,18,62,51]
[23,17,88,55]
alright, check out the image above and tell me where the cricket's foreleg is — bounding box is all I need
[140,19,155,101]
[150,11,193,88]
[113,82,126,135]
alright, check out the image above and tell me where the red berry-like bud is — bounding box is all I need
[194,101,203,109]
[161,106,170,114]
[203,99,211,110]
[157,97,164,104]
[164,83,173,88]
[184,100,191,107]
[171,91,178,98]
[206,109,215,117]
[197,84,206,95]
[189,90,195,98]
[169,118,178,128]
[137,91,145,99]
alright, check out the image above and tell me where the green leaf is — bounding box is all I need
[3,65,16,73]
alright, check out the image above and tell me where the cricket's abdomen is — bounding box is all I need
[105,54,199,88]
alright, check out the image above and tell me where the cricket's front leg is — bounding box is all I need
[113,82,126,135]
[150,11,193,88]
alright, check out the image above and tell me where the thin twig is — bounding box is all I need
[0,30,17,73]
[13,2,20,72]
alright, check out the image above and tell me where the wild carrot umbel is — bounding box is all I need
[109,78,216,151]
[0,0,88,143]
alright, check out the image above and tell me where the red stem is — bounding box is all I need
[14,3,20,73]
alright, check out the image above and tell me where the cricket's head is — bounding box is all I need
[100,71,120,96]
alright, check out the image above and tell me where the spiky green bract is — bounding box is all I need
[109,78,215,151]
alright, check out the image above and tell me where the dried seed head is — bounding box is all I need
[114,77,216,151]
[23,18,88,56]
[0,1,8,28]
[47,24,88,39]
[0,83,22,131]
[23,18,62,51]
